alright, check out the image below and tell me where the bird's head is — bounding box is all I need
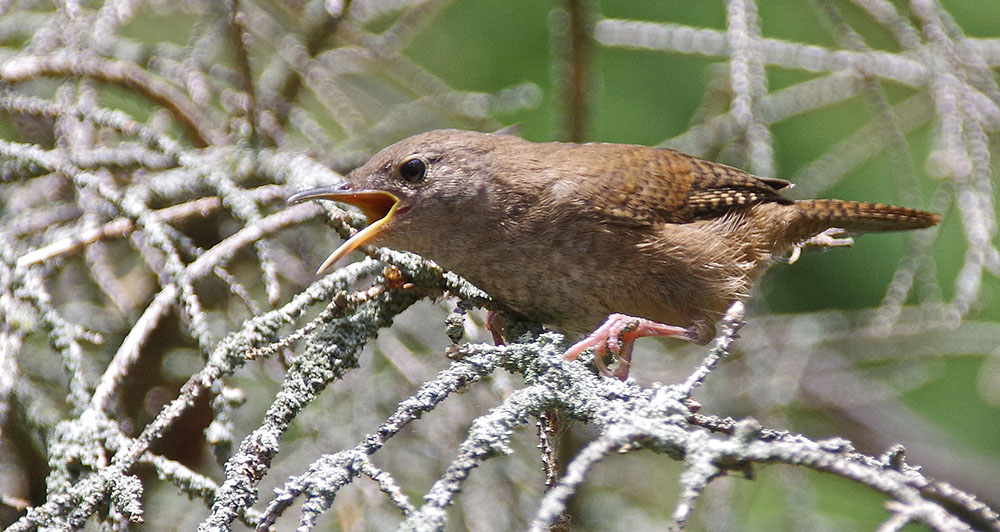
[288,129,508,274]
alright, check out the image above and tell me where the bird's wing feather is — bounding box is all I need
[562,144,790,227]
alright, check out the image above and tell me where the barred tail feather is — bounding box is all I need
[794,199,940,235]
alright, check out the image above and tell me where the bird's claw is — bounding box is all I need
[786,228,855,263]
[564,313,697,380]
[485,310,506,345]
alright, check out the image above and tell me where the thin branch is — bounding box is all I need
[560,0,592,142]
[228,0,258,143]
[1,53,226,146]
[15,196,222,268]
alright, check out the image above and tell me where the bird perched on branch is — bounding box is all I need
[289,129,940,379]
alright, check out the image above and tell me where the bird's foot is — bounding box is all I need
[485,310,506,345]
[563,314,699,380]
[786,228,854,263]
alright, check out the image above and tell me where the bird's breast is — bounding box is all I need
[401,211,628,335]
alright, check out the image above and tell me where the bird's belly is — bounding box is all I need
[462,252,611,337]
[401,217,760,340]
[425,228,658,337]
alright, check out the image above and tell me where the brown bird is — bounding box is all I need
[289,129,940,378]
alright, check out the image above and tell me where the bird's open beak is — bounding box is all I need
[288,184,401,275]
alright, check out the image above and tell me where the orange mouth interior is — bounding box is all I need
[336,192,398,227]
[294,189,400,275]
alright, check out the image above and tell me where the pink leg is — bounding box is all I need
[564,314,699,379]
[486,310,505,346]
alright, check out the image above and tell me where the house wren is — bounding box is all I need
[289,129,940,378]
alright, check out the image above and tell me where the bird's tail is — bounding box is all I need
[793,199,940,235]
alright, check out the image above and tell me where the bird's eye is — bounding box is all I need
[398,158,427,183]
